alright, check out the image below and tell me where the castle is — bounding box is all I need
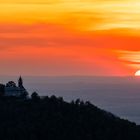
[0,76,28,97]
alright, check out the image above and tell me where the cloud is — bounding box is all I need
[0,23,97,49]
[117,50,140,69]
[1,0,140,32]
[0,24,140,51]
[0,23,138,76]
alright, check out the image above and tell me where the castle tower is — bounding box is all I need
[18,76,23,88]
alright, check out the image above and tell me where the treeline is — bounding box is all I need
[0,94,139,140]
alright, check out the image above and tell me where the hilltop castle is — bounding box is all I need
[0,77,28,97]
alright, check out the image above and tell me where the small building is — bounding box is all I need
[4,76,28,97]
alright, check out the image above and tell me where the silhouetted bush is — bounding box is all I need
[31,92,40,101]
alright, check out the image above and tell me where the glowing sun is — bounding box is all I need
[135,70,140,76]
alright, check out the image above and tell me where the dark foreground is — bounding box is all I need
[0,95,140,140]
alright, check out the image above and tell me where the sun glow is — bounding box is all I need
[135,70,140,76]
[0,0,140,76]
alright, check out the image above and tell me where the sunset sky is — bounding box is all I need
[0,0,140,76]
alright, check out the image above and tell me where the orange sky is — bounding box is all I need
[0,0,140,76]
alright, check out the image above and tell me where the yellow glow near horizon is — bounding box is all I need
[135,70,140,76]
[0,0,140,32]
[117,50,140,71]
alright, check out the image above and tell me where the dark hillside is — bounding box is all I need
[0,95,139,140]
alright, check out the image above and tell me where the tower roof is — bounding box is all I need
[18,76,23,88]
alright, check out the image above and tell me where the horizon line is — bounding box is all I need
[0,75,135,77]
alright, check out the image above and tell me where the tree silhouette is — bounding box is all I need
[31,92,40,101]
[0,84,5,97]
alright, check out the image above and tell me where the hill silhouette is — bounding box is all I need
[0,95,139,140]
